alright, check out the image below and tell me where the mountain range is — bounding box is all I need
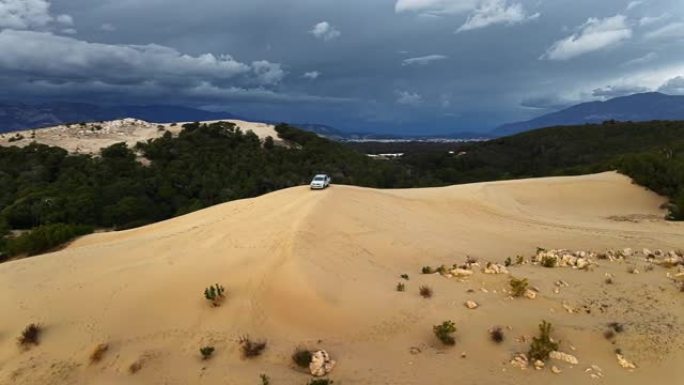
[495,92,684,136]
[2,92,684,138]
[0,102,239,133]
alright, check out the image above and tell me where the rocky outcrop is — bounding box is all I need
[483,262,509,275]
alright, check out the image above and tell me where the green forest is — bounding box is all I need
[1,120,683,260]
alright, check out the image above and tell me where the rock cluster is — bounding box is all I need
[532,249,593,269]
[483,262,509,275]
[309,350,336,377]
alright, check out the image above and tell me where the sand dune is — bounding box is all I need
[0,118,282,154]
[1,172,683,384]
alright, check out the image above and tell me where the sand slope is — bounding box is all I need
[1,172,683,384]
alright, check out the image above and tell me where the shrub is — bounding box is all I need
[308,379,334,385]
[6,224,93,257]
[89,343,109,363]
[509,277,529,297]
[516,255,524,265]
[489,327,504,344]
[396,282,405,292]
[260,374,270,385]
[504,257,512,267]
[528,321,559,361]
[419,285,433,298]
[200,346,215,360]
[607,322,624,334]
[400,273,409,280]
[18,323,42,346]
[292,347,313,368]
[433,320,457,345]
[421,266,433,274]
[604,277,613,284]
[603,330,615,340]
[239,336,267,358]
[204,284,226,306]
[436,264,448,274]
[541,256,557,268]
[129,360,143,374]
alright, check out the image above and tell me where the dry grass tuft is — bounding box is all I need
[17,323,42,347]
[89,343,109,364]
[419,285,433,298]
[239,336,267,358]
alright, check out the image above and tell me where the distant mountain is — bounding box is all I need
[0,102,239,133]
[495,92,684,136]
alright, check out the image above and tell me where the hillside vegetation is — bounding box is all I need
[1,120,683,260]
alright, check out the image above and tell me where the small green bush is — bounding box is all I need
[504,257,512,267]
[516,255,524,265]
[396,282,405,292]
[400,273,409,280]
[433,320,457,345]
[490,327,504,343]
[509,277,529,297]
[421,266,433,274]
[200,346,215,360]
[292,347,312,368]
[436,264,448,274]
[528,321,559,361]
[204,284,226,306]
[260,374,270,385]
[419,285,433,298]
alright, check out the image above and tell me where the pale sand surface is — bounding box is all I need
[0,171,683,384]
[0,118,282,154]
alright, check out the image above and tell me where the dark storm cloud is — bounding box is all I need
[1,0,684,133]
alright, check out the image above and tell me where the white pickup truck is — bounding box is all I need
[310,174,331,190]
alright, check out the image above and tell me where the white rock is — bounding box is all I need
[616,353,636,370]
[451,268,474,277]
[510,353,529,370]
[551,365,562,374]
[550,351,579,365]
[309,350,336,377]
[533,360,545,370]
[524,289,537,300]
[465,300,479,309]
[623,248,633,257]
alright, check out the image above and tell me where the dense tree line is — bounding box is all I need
[1,120,683,260]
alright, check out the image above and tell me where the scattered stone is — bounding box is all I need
[533,360,545,370]
[465,300,479,309]
[309,350,336,377]
[461,352,467,359]
[524,289,537,300]
[510,353,529,370]
[550,351,579,365]
[622,248,633,257]
[551,365,562,374]
[409,346,421,355]
[616,353,636,370]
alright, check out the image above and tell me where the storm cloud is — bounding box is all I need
[0,0,683,134]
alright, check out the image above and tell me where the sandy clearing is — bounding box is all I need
[0,118,283,155]
[0,171,683,385]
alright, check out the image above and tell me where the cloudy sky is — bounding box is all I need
[1,0,683,133]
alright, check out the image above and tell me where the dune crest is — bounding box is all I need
[1,172,683,385]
